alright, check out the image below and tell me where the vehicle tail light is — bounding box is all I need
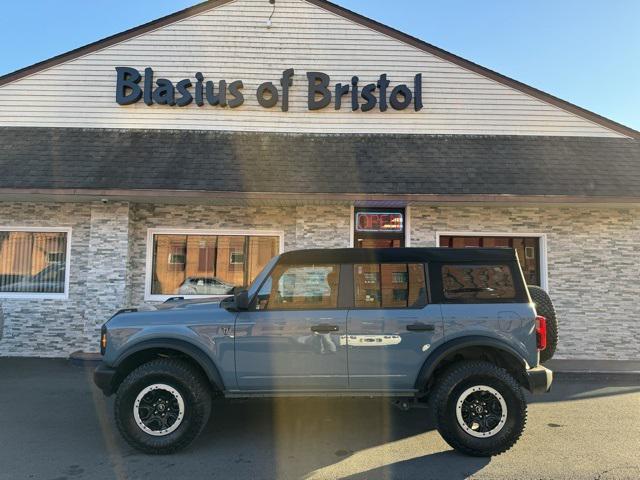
[535,315,547,351]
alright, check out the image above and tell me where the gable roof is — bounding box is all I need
[0,0,637,139]
[1,127,638,201]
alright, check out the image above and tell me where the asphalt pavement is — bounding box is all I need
[0,358,638,480]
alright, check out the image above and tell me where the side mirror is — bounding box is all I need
[234,288,249,311]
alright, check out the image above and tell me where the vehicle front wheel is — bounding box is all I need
[114,358,212,454]
[432,361,527,457]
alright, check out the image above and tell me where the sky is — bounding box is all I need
[0,0,638,130]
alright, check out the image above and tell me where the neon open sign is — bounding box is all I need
[355,212,404,232]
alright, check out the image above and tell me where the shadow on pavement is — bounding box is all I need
[341,451,489,480]
[0,358,638,480]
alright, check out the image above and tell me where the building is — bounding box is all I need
[0,0,638,359]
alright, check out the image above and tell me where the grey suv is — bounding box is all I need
[94,248,552,457]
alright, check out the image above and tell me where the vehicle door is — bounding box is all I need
[346,262,444,391]
[235,262,348,391]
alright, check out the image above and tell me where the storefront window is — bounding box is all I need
[0,230,69,295]
[150,233,279,296]
[439,235,541,286]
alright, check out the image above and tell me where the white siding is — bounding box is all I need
[0,0,625,137]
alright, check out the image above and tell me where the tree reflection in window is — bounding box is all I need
[442,265,516,300]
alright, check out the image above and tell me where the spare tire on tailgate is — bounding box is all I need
[527,285,558,363]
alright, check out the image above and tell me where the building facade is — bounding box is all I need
[0,0,638,359]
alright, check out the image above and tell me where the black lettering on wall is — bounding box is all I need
[153,79,176,106]
[227,80,245,108]
[115,67,142,105]
[176,79,193,107]
[280,68,294,112]
[256,81,279,108]
[195,72,205,106]
[390,84,412,110]
[377,74,389,112]
[206,80,227,106]
[143,67,154,105]
[360,83,377,112]
[351,76,359,111]
[114,66,426,113]
[414,74,423,111]
[335,83,350,110]
[307,72,332,110]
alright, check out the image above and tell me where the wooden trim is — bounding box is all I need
[1,188,639,206]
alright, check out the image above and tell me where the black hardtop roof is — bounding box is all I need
[278,248,518,264]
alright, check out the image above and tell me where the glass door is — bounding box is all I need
[354,208,405,248]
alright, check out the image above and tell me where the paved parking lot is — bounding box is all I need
[0,358,639,480]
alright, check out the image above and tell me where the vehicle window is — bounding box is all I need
[442,264,516,301]
[256,264,340,310]
[354,263,427,308]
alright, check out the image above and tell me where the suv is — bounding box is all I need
[94,248,552,457]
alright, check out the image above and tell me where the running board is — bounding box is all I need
[223,389,418,399]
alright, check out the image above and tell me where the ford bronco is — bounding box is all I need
[94,248,552,457]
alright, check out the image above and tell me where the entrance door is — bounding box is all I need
[354,208,405,248]
[234,262,348,391]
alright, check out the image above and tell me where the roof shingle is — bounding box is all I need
[1,127,639,198]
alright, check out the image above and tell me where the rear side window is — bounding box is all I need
[354,263,427,308]
[442,264,516,301]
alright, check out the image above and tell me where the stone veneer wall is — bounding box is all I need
[0,201,638,360]
[409,205,640,360]
[0,202,92,356]
[125,203,352,306]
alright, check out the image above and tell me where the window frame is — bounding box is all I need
[0,226,72,300]
[435,231,548,291]
[145,228,285,302]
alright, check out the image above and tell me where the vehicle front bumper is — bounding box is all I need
[526,365,553,394]
[93,363,117,396]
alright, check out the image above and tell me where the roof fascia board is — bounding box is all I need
[0,188,639,206]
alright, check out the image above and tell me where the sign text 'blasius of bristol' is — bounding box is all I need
[115,67,423,112]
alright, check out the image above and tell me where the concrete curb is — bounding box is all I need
[69,351,102,367]
[545,359,640,376]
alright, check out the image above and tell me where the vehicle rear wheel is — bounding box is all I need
[115,358,211,454]
[432,361,527,457]
[528,285,558,363]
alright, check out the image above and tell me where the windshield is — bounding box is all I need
[247,255,279,298]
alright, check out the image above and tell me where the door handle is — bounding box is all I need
[406,323,435,332]
[310,324,339,333]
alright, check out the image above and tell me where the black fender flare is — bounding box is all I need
[113,338,225,392]
[414,336,528,390]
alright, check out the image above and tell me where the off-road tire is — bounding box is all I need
[432,361,527,457]
[115,358,211,454]
[528,285,559,363]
